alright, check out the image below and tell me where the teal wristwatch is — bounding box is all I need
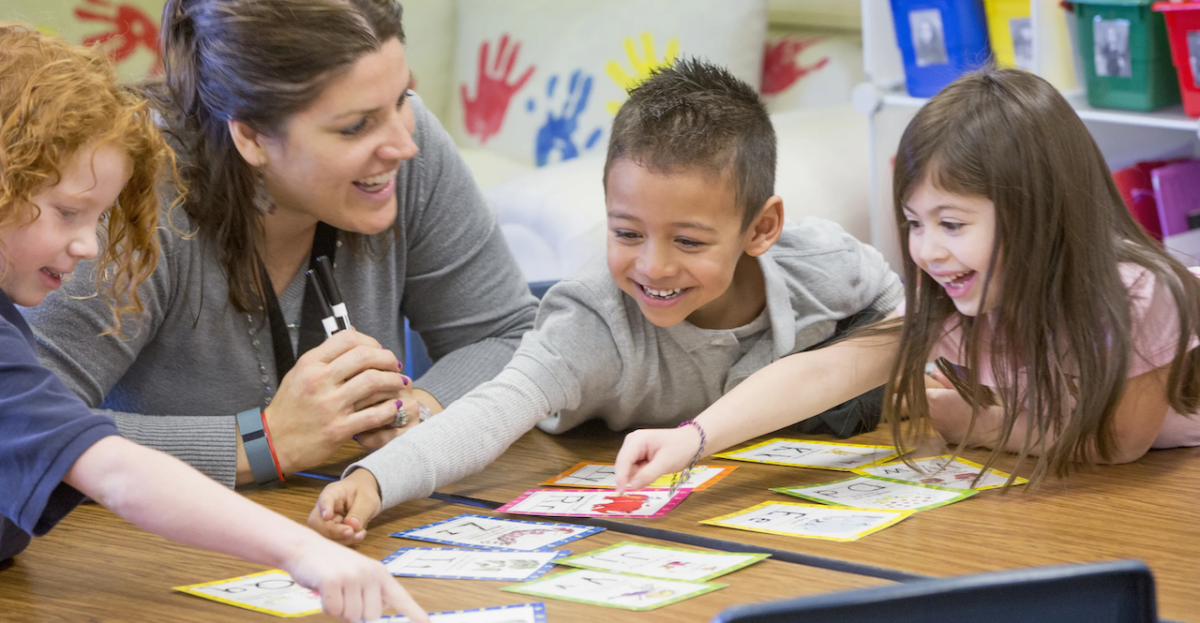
[237,407,279,484]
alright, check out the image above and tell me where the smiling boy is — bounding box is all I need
[307,59,903,541]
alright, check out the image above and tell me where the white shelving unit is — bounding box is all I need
[855,0,1200,270]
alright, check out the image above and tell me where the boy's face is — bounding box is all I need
[605,159,759,329]
[0,141,129,307]
[902,176,998,317]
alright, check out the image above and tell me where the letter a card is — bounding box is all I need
[390,514,603,551]
[772,475,976,511]
[503,569,725,611]
[174,570,322,617]
[713,438,900,470]
[495,488,689,519]
[701,501,912,542]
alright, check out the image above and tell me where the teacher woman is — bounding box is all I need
[24,0,537,486]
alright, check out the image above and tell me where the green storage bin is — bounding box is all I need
[1073,0,1180,111]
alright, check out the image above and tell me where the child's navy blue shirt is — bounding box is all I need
[0,290,118,560]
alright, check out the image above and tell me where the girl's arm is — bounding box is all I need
[64,436,429,623]
[927,366,1170,464]
[616,330,901,492]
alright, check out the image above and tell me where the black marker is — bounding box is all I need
[306,269,342,338]
[314,255,350,331]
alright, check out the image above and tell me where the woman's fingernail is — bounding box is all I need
[396,400,403,408]
[398,361,404,371]
[402,376,409,386]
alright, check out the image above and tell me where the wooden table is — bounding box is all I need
[0,467,888,622]
[434,421,1200,622]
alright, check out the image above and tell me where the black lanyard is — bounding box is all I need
[258,221,340,380]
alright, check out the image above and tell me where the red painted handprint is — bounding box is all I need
[460,34,536,145]
[74,0,162,74]
[761,37,830,96]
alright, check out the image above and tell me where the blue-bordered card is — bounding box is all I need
[390,514,603,551]
[382,547,567,581]
[375,601,547,622]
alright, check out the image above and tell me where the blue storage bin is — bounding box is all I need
[891,0,993,97]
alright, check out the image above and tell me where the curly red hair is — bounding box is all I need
[0,22,179,333]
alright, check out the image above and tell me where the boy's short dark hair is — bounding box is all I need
[603,57,776,230]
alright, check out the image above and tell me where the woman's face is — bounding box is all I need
[259,37,417,235]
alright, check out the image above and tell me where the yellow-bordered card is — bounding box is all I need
[771,474,977,511]
[174,570,321,617]
[700,501,912,542]
[853,455,1028,490]
[540,462,735,491]
[713,438,900,470]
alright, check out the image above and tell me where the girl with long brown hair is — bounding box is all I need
[613,68,1200,490]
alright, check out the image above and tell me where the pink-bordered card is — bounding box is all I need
[495,488,691,519]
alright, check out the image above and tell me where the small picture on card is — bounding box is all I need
[713,439,900,470]
[854,455,1027,490]
[174,570,322,617]
[391,514,603,551]
[374,601,547,623]
[772,474,976,512]
[541,462,735,491]
[382,547,567,581]
[558,541,767,582]
[701,501,912,542]
[502,568,725,611]
[496,488,689,519]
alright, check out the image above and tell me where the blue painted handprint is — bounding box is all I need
[529,70,604,167]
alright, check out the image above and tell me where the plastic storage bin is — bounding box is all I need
[1153,1,1200,117]
[986,0,1035,69]
[891,0,992,97]
[1153,159,1200,265]
[1071,0,1180,110]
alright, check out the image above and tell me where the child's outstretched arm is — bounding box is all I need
[64,436,429,623]
[616,331,900,493]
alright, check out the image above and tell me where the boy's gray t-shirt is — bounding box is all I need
[354,217,904,509]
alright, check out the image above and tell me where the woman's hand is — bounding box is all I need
[262,330,406,474]
[614,426,703,495]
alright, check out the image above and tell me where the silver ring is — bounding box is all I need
[392,404,409,428]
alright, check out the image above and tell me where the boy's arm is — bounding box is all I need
[64,436,428,623]
[616,330,900,492]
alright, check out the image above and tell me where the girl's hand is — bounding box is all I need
[263,331,406,474]
[614,426,703,495]
[282,536,428,623]
[307,468,383,545]
[925,369,1001,446]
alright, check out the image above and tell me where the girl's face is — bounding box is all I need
[903,177,998,317]
[257,37,417,235]
[0,141,130,307]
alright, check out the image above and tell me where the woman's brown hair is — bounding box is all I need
[156,0,404,312]
[885,68,1200,485]
[0,23,177,334]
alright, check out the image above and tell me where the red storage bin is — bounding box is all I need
[1153,1,1200,117]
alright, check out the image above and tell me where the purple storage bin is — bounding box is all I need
[1152,159,1200,265]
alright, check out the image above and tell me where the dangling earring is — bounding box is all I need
[253,168,275,215]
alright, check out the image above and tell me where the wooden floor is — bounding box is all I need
[3,420,1197,621]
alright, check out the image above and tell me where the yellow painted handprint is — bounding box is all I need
[605,32,680,115]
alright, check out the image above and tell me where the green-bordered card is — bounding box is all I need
[502,568,725,611]
[772,474,977,511]
[557,541,767,582]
